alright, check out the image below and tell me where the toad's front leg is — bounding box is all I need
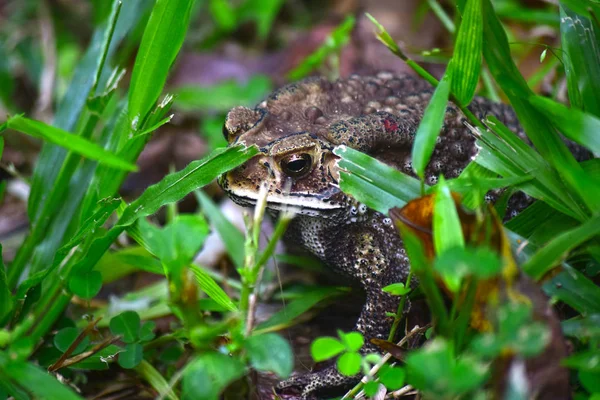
[276,287,400,399]
[277,228,406,398]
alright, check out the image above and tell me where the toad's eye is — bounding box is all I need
[280,153,312,178]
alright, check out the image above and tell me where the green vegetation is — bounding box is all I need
[0,0,598,399]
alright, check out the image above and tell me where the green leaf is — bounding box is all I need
[28,0,139,221]
[434,247,502,293]
[412,71,452,179]
[69,144,258,276]
[543,266,600,315]
[522,215,600,280]
[337,352,362,376]
[140,321,156,342]
[118,343,143,369]
[471,302,550,358]
[452,0,483,105]
[481,0,600,213]
[562,350,600,372]
[129,0,195,128]
[379,364,405,390]
[311,337,346,362]
[579,370,600,394]
[382,282,411,296]
[562,315,600,339]
[182,352,246,400]
[364,381,382,397]
[140,214,209,272]
[174,76,272,113]
[134,360,178,400]
[287,16,355,80]
[238,0,284,39]
[335,145,422,214]
[1,361,84,400]
[0,244,12,325]
[6,116,137,171]
[245,333,293,378]
[196,190,245,269]
[189,264,238,312]
[254,287,346,333]
[529,95,600,154]
[54,327,90,355]
[405,338,487,397]
[120,145,259,226]
[433,176,464,254]
[109,311,141,343]
[560,5,600,117]
[338,331,364,352]
[68,270,103,299]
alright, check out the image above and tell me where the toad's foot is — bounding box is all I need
[275,367,359,399]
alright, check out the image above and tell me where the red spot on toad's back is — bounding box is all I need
[384,119,398,133]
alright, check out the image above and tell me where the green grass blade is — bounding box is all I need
[0,245,12,325]
[505,201,579,247]
[522,215,600,280]
[128,0,195,128]
[135,360,178,400]
[254,288,347,334]
[1,361,84,400]
[476,116,584,220]
[173,76,272,113]
[120,145,259,226]
[560,5,600,117]
[196,190,245,270]
[334,145,423,214]
[452,0,483,105]
[70,145,259,275]
[6,116,137,171]
[529,95,600,154]
[190,264,238,312]
[481,0,600,213]
[412,71,452,179]
[543,266,600,314]
[433,176,465,253]
[287,16,355,81]
[28,2,127,222]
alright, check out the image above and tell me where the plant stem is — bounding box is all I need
[387,271,413,342]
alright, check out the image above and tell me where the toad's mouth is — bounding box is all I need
[221,179,345,217]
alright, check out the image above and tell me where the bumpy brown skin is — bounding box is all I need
[218,72,558,398]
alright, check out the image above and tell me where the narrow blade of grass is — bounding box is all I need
[69,144,259,276]
[196,191,245,270]
[6,116,137,171]
[254,288,346,334]
[560,5,600,117]
[0,245,11,325]
[543,266,600,314]
[287,16,355,81]
[433,176,465,253]
[135,360,178,400]
[174,76,272,112]
[28,1,129,222]
[128,0,195,128]
[334,145,422,214]
[189,264,238,312]
[481,0,600,213]
[529,95,600,154]
[1,361,84,400]
[452,0,483,105]
[412,71,452,179]
[522,215,600,280]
